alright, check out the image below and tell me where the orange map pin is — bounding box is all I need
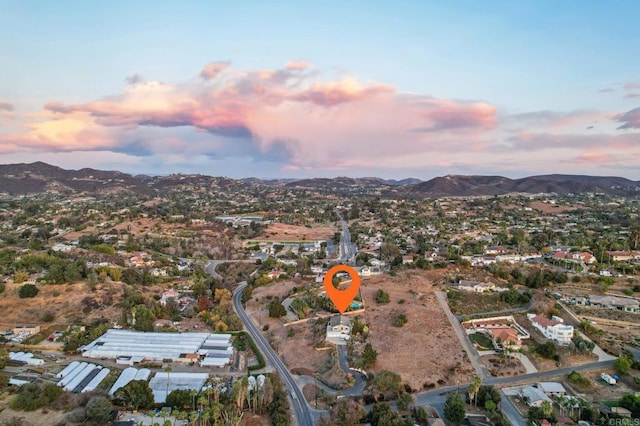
[323,264,361,314]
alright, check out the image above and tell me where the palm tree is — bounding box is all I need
[148,410,156,426]
[541,400,553,418]
[472,376,482,406]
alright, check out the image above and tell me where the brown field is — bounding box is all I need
[361,270,474,391]
[248,268,476,392]
[247,279,348,388]
[0,280,199,330]
[254,223,336,242]
[0,404,67,426]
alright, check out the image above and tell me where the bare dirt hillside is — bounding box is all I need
[362,270,475,391]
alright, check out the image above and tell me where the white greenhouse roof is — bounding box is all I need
[148,372,208,404]
[82,329,232,361]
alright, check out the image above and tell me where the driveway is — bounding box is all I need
[434,291,491,379]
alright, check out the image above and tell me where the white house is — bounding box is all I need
[326,316,351,343]
[527,314,574,345]
[458,280,496,293]
[519,385,553,407]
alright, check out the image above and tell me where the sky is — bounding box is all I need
[1,1,639,179]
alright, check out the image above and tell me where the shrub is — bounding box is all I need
[392,313,408,327]
[375,289,390,304]
[18,284,39,299]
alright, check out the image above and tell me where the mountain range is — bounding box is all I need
[0,162,638,197]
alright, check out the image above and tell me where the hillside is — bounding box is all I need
[0,162,638,197]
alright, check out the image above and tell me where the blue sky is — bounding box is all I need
[1,1,639,178]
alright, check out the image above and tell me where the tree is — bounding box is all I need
[476,386,500,410]
[86,396,114,425]
[396,391,414,412]
[166,389,196,410]
[18,284,39,298]
[324,398,364,426]
[132,305,156,331]
[268,300,286,318]
[122,268,141,285]
[13,270,29,284]
[444,393,466,425]
[114,380,154,411]
[616,355,633,375]
[484,400,496,413]
[361,343,378,368]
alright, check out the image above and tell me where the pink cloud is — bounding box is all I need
[293,78,394,106]
[0,61,504,169]
[0,102,14,111]
[200,61,231,80]
[614,107,640,129]
[414,99,497,131]
[285,60,312,71]
[571,152,613,164]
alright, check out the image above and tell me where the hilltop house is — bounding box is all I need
[607,251,640,262]
[326,316,351,343]
[528,314,574,345]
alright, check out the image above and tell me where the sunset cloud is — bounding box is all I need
[200,61,231,80]
[1,61,638,177]
[614,107,640,129]
[0,102,14,111]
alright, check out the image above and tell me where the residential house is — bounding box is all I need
[326,315,351,342]
[519,385,553,407]
[589,295,640,313]
[13,326,40,335]
[537,382,566,397]
[607,251,640,262]
[484,245,507,255]
[458,280,496,293]
[552,251,595,264]
[159,290,179,306]
[462,315,530,350]
[424,251,443,262]
[528,314,574,344]
[266,270,285,280]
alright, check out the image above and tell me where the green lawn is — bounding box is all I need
[469,333,494,349]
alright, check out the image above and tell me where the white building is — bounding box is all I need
[527,314,574,345]
[326,315,351,344]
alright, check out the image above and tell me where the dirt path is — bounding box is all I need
[435,290,491,379]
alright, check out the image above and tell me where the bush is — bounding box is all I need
[375,289,390,304]
[10,383,62,411]
[392,313,408,327]
[268,300,286,318]
[0,282,5,293]
[18,284,39,298]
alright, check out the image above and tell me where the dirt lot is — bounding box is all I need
[481,355,526,377]
[0,280,204,331]
[361,270,475,391]
[0,402,68,426]
[247,279,348,388]
[253,223,336,242]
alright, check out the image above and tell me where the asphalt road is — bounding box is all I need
[204,259,256,279]
[336,345,367,396]
[232,282,316,426]
[335,210,357,264]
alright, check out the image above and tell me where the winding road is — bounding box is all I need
[335,210,358,264]
[232,282,317,426]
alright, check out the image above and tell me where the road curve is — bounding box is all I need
[232,282,315,426]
